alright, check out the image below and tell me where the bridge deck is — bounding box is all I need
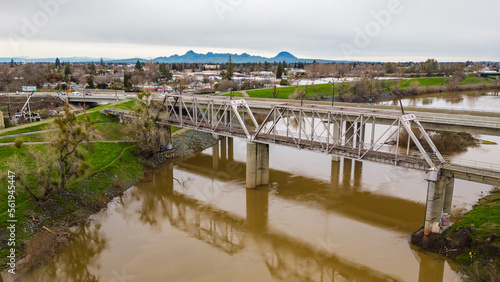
[443,164,500,186]
[162,118,432,171]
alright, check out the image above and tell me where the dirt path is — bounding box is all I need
[0,127,190,146]
[0,140,134,147]
[0,129,58,139]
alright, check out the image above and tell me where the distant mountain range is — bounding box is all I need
[0,51,339,64]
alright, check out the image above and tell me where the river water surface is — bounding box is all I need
[21,91,500,282]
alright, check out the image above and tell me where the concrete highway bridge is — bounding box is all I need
[102,94,500,241]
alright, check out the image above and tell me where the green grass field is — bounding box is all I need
[77,111,117,123]
[222,92,243,97]
[247,84,335,99]
[399,77,448,88]
[460,74,495,85]
[0,123,51,136]
[95,123,129,140]
[107,99,141,110]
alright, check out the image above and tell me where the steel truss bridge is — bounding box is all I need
[161,94,446,171]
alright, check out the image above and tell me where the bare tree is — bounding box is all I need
[6,104,95,201]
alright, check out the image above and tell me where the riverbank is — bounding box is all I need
[371,83,500,103]
[411,190,500,281]
[0,130,217,279]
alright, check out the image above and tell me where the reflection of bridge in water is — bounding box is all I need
[178,143,424,233]
[143,160,450,281]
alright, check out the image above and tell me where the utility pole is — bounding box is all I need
[6,85,11,118]
[28,91,33,123]
[369,77,373,104]
[83,90,86,113]
[331,81,335,106]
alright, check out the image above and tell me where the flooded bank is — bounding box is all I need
[378,91,500,112]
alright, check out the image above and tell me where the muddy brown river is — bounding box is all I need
[17,91,500,281]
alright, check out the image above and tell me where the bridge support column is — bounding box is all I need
[159,125,172,150]
[442,177,455,215]
[246,142,269,189]
[423,171,451,245]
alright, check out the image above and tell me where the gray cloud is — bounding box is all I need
[0,0,499,61]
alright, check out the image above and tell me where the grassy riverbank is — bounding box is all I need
[411,190,500,281]
[0,101,146,272]
[446,190,500,281]
[0,141,144,271]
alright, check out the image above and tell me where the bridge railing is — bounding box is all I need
[449,158,500,171]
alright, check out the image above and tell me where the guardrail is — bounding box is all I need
[449,158,500,171]
[375,103,500,114]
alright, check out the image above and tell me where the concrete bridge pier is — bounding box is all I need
[423,171,455,244]
[159,125,172,149]
[442,177,455,215]
[246,142,269,189]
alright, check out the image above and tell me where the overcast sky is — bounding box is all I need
[1,0,499,62]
